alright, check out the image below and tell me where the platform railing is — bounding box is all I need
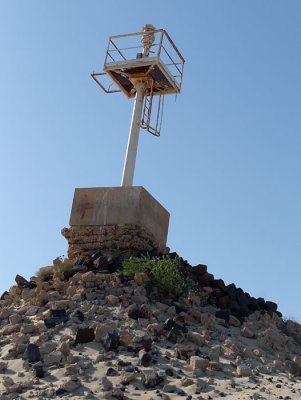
[103,29,185,90]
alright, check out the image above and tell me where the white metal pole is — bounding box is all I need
[121,82,144,186]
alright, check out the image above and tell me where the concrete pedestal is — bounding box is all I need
[62,187,170,259]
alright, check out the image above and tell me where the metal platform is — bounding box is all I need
[91,29,185,98]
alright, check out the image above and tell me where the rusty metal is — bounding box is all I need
[91,73,121,94]
[109,39,127,61]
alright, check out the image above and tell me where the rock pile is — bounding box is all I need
[0,252,301,399]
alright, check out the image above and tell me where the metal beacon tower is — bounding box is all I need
[91,25,185,186]
[63,25,185,260]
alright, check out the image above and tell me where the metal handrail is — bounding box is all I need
[108,43,159,53]
[161,44,182,76]
[105,29,185,71]
[109,39,126,61]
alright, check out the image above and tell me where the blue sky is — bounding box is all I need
[1,1,300,320]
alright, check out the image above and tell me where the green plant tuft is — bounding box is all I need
[122,255,206,302]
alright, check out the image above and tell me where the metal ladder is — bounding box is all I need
[140,81,164,137]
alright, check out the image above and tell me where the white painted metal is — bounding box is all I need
[92,25,185,185]
[121,82,145,186]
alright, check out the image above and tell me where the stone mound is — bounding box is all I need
[0,252,301,399]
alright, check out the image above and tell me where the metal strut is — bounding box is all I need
[141,82,165,137]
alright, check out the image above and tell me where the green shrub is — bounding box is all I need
[122,255,206,301]
[122,256,152,277]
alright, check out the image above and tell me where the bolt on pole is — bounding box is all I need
[121,82,145,186]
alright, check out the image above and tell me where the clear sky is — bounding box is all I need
[1,1,300,320]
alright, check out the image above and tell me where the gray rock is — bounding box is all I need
[0,361,8,373]
[187,331,205,346]
[112,387,125,399]
[237,364,252,377]
[141,370,164,388]
[60,378,81,393]
[9,314,22,325]
[134,272,150,285]
[241,326,255,339]
[163,384,177,393]
[101,331,120,351]
[25,306,39,316]
[20,323,36,334]
[284,360,301,376]
[100,376,113,391]
[189,356,209,371]
[106,294,119,305]
[180,377,194,387]
[139,303,152,318]
[43,351,63,367]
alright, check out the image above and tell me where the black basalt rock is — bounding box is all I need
[75,328,95,344]
[44,309,68,329]
[24,343,41,363]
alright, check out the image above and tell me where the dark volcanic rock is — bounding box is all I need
[15,274,36,289]
[0,291,9,300]
[102,332,120,351]
[117,359,132,368]
[166,327,183,344]
[24,343,41,363]
[249,297,260,312]
[51,309,67,319]
[55,388,67,396]
[265,301,278,312]
[163,318,187,333]
[75,328,95,344]
[215,310,230,322]
[106,367,119,376]
[189,264,207,283]
[226,283,237,299]
[138,349,152,366]
[230,300,241,315]
[126,304,139,320]
[192,264,207,275]
[201,272,214,285]
[90,250,103,262]
[216,295,230,309]
[71,309,85,322]
[236,289,251,307]
[211,279,226,292]
[94,255,109,270]
[44,309,68,329]
[257,297,266,309]
[63,270,77,280]
[165,368,174,377]
[33,362,44,378]
[72,264,88,274]
[173,301,188,314]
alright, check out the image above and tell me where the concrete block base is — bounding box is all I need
[62,186,170,259]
